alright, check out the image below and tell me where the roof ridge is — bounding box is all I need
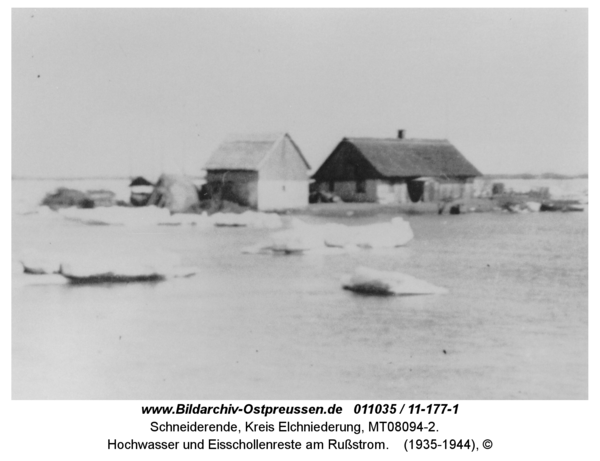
[205,132,310,172]
[346,137,450,143]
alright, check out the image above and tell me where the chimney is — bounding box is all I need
[397,129,405,139]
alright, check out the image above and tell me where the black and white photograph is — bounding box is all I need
[11,8,588,402]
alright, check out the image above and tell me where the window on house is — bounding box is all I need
[329,181,335,192]
[356,179,366,194]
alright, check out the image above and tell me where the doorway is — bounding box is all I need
[407,180,425,203]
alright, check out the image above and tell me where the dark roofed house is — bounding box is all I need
[204,132,310,211]
[312,131,482,204]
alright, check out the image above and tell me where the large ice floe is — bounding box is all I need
[56,206,283,229]
[58,206,174,226]
[342,266,448,296]
[242,217,414,255]
[17,249,197,285]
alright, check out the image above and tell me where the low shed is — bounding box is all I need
[204,133,311,211]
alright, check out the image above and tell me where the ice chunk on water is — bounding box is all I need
[19,249,62,274]
[248,217,414,254]
[342,266,448,296]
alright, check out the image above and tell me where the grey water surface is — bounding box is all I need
[12,209,587,400]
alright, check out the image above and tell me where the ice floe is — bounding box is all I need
[19,249,62,275]
[55,206,283,229]
[342,266,448,296]
[58,206,173,226]
[243,217,413,255]
[18,249,198,284]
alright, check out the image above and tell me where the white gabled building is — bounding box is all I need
[204,132,310,211]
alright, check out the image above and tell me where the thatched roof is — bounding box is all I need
[313,137,482,180]
[204,133,310,171]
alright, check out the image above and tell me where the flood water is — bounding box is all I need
[12,199,587,400]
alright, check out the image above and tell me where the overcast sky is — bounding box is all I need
[12,8,587,178]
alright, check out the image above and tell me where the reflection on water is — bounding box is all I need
[12,209,587,399]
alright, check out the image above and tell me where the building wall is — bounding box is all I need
[257,135,310,209]
[318,180,378,202]
[464,177,475,199]
[436,178,473,201]
[206,170,259,208]
[257,179,308,210]
[317,177,474,204]
[376,180,409,204]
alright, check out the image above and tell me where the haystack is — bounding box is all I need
[147,174,200,213]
